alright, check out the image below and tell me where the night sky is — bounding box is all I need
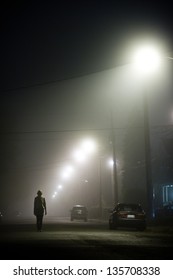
[0,1,173,217]
[1,1,172,89]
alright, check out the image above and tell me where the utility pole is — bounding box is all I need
[98,156,102,219]
[110,110,119,205]
[143,88,153,220]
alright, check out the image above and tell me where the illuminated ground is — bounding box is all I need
[0,217,173,260]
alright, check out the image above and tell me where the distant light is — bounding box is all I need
[73,149,86,162]
[108,159,114,167]
[62,165,74,179]
[108,158,119,167]
[81,139,96,154]
[62,171,70,179]
[57,184,62,190]
[66,165,74,174]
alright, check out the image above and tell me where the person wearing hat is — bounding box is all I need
[34,190,47,231]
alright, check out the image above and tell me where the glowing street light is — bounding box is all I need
[81,139,96,154]
[65,165,74,174]
[62,165,74,179]
[73,139,96,162]
[132,44,162,74]
[57,184,63,190]
[108,158,119,168]
[52,191,57,199]
[72,138,99,215]
[62,172,70,179]
[131,43,173,219]
[73,149,87,163]
[108,158,114,167]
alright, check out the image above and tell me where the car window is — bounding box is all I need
[118,204,142,212]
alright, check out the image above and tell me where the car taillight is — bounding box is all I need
[136,213,145,219]
[118,212,127,218]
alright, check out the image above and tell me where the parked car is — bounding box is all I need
[70,205,88,222]
[109,203,146,230]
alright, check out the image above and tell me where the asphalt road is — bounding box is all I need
[0,217,173,260]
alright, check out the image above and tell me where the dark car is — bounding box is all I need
[109,203,146,230]
[70,205,88,222]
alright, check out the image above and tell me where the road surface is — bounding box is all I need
[0,217,173,260]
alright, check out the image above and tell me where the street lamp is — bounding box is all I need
[110,109,119,206]
[131,44,173,220]
[132,44,162,75]
[73,139,96,162]
[81,139,96,154]
[61,165,74,179]
[73,149,87,163]
[73,138,104,219]
[72,139,95,207]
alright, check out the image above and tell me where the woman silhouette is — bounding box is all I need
[34,190,47,231]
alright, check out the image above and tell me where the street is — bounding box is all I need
[0,217,173,260]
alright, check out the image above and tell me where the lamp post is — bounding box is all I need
[73,138,97,207]
[98,156,102,219]
[132,45,162,220]
[132,45,173,220]
[110,109,119,205]
[143,86,153,220]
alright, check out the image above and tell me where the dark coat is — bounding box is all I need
[34,196,46,216]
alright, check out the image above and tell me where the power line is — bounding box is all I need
[0,123,173,135]
[0,62,129,93]
[0,127,118,135]
[0,67,115,93]
[1,50,172,93]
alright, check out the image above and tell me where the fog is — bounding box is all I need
[0,61,172,219]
